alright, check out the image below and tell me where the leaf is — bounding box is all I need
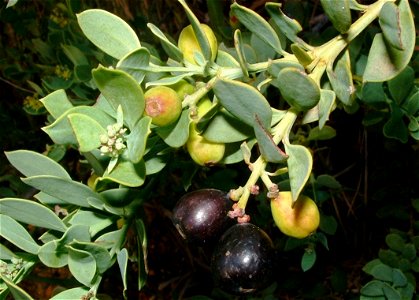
[68,113,107,152]
[126,116,152,164]
[116,48,151,84]
[272,67,320,111]
[284,142,313,202]
[117,248,129,298]
[327,50,354,105]
[316,174,341,189]
[319,214,338,235]
[0,198,67,232]
[156,109,191,148]
[67,245,97,287]
[370,263,393,282]
[379,2,404,50]
[92,66,145,130]
[5,150,71,179]
[361,280,386,297]
[385,233,405,252]
[22,175,103,208]
[301,249,317,272]
[213,78,272,129]
[77,9,141,60]
[388,66,414,104]
[203,109,253,143]
[69,210,115,237]
[265,2,304,45]
[307,125,336,141]
[100,159,146,187]
[50,287,90,300]
[254,115,288,163]
[39,89,73,119]
[383,101,408,143]
[147,23,183,61]
[42,106,114,145]
[290,44,313,67]
[0,215,40,254]
[1,274,34,300]
[233,29,249,78]
[320,0,351,33]
[231,2,282,55]
[68,241,112,274]
[135,218,148,290]
[363,0,415,82]
[38,240,68,268]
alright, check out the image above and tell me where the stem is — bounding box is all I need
[182,76,218,108]
[236,109,298,210]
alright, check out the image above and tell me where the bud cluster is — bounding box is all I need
[0,257,24,280]
[99,123,127,158]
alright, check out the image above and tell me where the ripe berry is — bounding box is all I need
[211,223,275,294]
[172,189,233,244]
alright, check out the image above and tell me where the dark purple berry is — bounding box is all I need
[211,223,275,294]
[172,189,233,244]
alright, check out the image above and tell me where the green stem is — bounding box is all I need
[182,76,218,108]
[236,109,298,210]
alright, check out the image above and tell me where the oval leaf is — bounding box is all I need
[231,2,282,55]
[116,47,151,84]
[67,245,97,287]
[50,287,90,300]
[320,0,351,33]
[22,175,102,208]
[284,142,313,202]
[0,215,40,254]
[92,66,145,130]
[0,198,67,232]
[77,9,141,59]
[301,249,317,272]
[327,50,354,105]
[100,159,146,187]
[127,116,152,163]
[68,113,107,152]
[40,89,73,119]
[213,78,272,129]
[5,150,70,179]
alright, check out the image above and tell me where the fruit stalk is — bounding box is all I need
[236,109,298,210]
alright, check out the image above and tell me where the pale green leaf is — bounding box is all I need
[68,113,107,152]
[39,89,73,119]
[67,246,97,287]
[1,274,34,300]
[0,198,67,232]
[77,9,141,59]
[0,215,40,254]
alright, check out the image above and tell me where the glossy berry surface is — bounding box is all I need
[172,189,232,244]
[211,223,275,294]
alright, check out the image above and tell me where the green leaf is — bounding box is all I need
[117,248,129,298]
[135,218,148,290]
[61,44,89,66]
[360,82,386,105]
[319,214,338,235]
[77,9,141,60]
[291,44,313,67]
[203,109,253,143]
[233,29,249,78]
[284,142,313,202]
[1,274,34,300]
[92,66,145,130]
[69,210,115,237]
[363,0,415,82]
[301,249,316,272]
[38,240,68,268]
[231,2,282,55]
[50,287,90,300]
[388,66,414,104]
[265,2,305,45]
[361,280,386,297]
[126,116,152,164]
[379,2,404,50]
[370,263,393,282]
[386,233,405,252]
[5,150,71,179]
[316,174,341,189]
[22,175,103,208]
[307,125,336,141]
[392,269,407,287]
[42,106,114,145]
[213,78,272,129]
[100,159,146,187]
[272,67,320,111]
[39,89,73,119]
[0,198,67,232]
[68,241,112,274]
[67,245,97,287]
[327,50,354,105]
[147,23,183,61]
[116,47,151,84]
[68,113,107,152]
[0,215,40,254]
[383,101,408,143]
[0,244,16,260]
[156,109,191,148]
[320,0,351,33]
[254,115,288,163]
[382,284,401,300]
